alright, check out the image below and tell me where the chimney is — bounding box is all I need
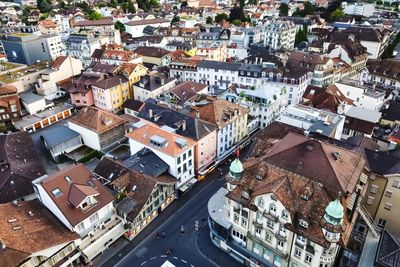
[149,109,153,118]
[182,120,186,131]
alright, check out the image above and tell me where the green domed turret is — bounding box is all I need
[323,199,344,225]
[229,158,243,179]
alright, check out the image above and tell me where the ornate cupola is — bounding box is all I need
[323,198,344,226]
[229,158,243,180]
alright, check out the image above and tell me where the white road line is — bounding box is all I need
[150,257,156,260]
[181,259,187,263]
[116,179,219,266]
[140,261,147,266]
[161,255,167,258]
[191,265,195,267]
[173,256,178,259]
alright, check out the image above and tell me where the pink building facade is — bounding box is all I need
[70,90,95,107]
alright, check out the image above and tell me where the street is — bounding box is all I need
[100,157,245,267]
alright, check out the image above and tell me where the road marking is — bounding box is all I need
[191,265,195,267]
[140,261,147,266]
[181,259,187,263]
[116,178,221,266]
[150,257,156,260]
[173,256,178,259]
[161,255,167,258]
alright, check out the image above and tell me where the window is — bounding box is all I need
[188,150,192,157]
[263,248,272,261]
[267,219,274,229]
[366,196,374,205]
[370,185,379,194]
[255,228,262,236]
[295,248,302,258]
[392,180,400,188]
[305,254,313,264]
[89,213,99,223]
[378,218,387,227]
[282,210,289,220]
[277,240,284,250]
[234,213,239,223]
[270,204,277,213]
[241,217,248,227]
[253,242,261,254]
[177,157,181,164]
[266,233,272,243]
[183,153,187,161]
[77,222,85,232]
[274,255,282,267]
[297,235,305,243]
[258,197,264,207]
[384,203,392,210]
[177,167,181,174]
[299,219,308,228]
[385,190,393,197]
[52,188,62,197]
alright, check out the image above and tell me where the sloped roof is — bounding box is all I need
[165,81,207,106]
[38,164,114,226]
[267,132,365,196]
[93,75,129,90]
[188,95,249,128]
[367,59,400,82]
[365,149,400,176]
[40,125,80,148]
[0,132,46,204]
[126,123,195,157]
[69,106,127,134]
[0,200,78,266]
[74,18,114,27]
[0,84,17,95]
[138,101,217,141]
[308,84,354,113]
[67,183,99,207]
[38,19,57,29]
[382,100,400,122]
[51,56,68,69]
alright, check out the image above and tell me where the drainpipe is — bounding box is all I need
[287,230,296,267]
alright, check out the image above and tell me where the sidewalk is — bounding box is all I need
[195,225,243,267]
[95,168,225,267]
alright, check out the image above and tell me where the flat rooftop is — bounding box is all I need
[0,61,50,83]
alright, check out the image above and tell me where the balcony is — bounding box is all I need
[263,210,278,221]
[275,230,287,241]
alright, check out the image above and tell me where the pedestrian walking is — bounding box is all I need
[161,231,166,238]
[156,232,160,239]
[180,225,185,235]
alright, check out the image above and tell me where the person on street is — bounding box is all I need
[180,225,185,235]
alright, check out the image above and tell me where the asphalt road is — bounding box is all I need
[101,156,245,267]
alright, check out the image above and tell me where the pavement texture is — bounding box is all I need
[94,155,246,267]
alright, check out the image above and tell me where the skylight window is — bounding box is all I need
[52,188,62,198]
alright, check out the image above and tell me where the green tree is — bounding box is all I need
[108,0,117,8]
[115,21,125,32]
[229,6,246,22]
[171,15,180,24]
[215,13,228,23]
[239,0,245,8]
[231,19,242,26]
[59,0,66,9]
[279,3,289,16]
[206,16,213,24]
[89,11,103,20]
[37,0,52,13]
[375,0,382,5]
[330,8,345,20]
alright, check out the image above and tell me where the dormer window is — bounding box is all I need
[65,176,72,182]
[258,197,264,207]
[301,194,309,201]
[256,174,263,180]
[282,210,289,220]
[299,219,309,228]
[242,191,249,199]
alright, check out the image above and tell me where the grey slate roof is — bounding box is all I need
[122,148,169,177]
[19,91,43,104]
[138,101,218,140]
[365,149,400,176]
[198,60,241,71]
[40,126,80,148]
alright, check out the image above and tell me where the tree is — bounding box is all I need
[171,15,180,24]
[375,0,382,5]
[330,8,345,20]
[181,1,188,8]
[279,3,289,16]
[108,0,117,8]
[215,13,228,23]
[231,19,242,26]
[37,0,52,13]
[206,16,213,24]
[89,11,103,20]
[115,21,125,32]
[295,24,308,45]
[239,0,245,8]
[59,0,66,9]
[229,6,246,22]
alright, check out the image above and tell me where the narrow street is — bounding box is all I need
[99,154,247,267]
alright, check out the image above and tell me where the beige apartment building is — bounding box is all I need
[363,149,400,234]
